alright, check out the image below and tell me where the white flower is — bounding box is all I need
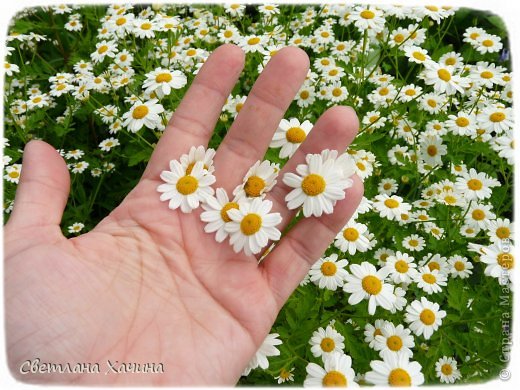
[486,218,514,244]
[233,160,278,200]
[373,322,415,358]
[334,221,371,255]
[454,168,500,201]
[143,67,187,98]
[475,34,503,54]
[283,152,354,218]
[180,145,216,175]
[405,297,446,339]
[157,160,215,213]
[225,198,282,256]
[67,222,85,234]
[275,367,294,384]
[422,62,469,95]
[200,188,239,243]
[373,194,412,221]
[402,234,425,252]
[304,352,358,387]
[309,254,349,291]
[4,164,22,184]
[384,251,418,284]
[364,320,390,348]
[242,333,282,376]
[270,118,313,159]
[435,356,462,383]
[309,325,345,358]
[70,161,89,174]
[98,137,120,152]
[448,255,473,279]
[476,106,514,134]
[365,350,424,386]
[122,99,165,132]
[419,135,447,167]
[479,243,514,285]
[415,266,447,294]
[343,262,396,315]
[90,40,117,63]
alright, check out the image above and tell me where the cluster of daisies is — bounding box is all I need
[157,145,354,256]
[3,3,513,386]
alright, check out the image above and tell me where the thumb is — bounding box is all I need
[8,140,70,229]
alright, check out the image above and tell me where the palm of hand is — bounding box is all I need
[5,45,362,385]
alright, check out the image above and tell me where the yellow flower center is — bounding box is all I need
[322,371,347,387]
[387,335,403,351]
[445,57,456,66]
[482,39,493,47]
[302,174,326,196]
[279,368,291,380]
[300,90,310,99]
[470,32,480,40]
[321,31,330,38]
[235,102,244,112]
[480,71,493,79]
[389,368,412,386]
[427,99,437,108]
[456,117,469,127]
[405,89,416,96]
[472,209,485,221]
[420,309,436,325]
[426,5,439,11]
[441,364,453,375]
[379,87,389,96]
[467,178,483,191]
[329,69,338,76]
[360,10,375,19]
[247,37,260,45]
[496,227,510,239]
[116,17,126,26]
[427,145,438,157]
[362,275,382,295]
[220,202,239,223]
[176,175,198,195]
[240,213,262,235]
[337,43,346,50]
[428,262,440,271]
[380,253,389,262]
[490,112,505,122]
[244,175,266,197]
[320,337,336,352]
[8,171,20,178]
[384,199,399,209]
[140,22,152,30]
[394,33,405,43]
[97,45,109,54]
[437,68,452,82]
[412,51,425,62]
[224,30,233,38]
[408,239,419,247]
[454,261,465,271]
[156,72,172,83]
[286,127,307,143]
[321,261,337,276]
[343,228,359,242]
[332,87,343,97]
[395,260,409,273]
[422,273,437,284]
[132,105,149,119]
[497,253,514,270]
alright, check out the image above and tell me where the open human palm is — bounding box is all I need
[5,44,363,385]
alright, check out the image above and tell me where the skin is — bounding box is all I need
[4,44,363,385]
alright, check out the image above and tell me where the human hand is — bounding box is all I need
[5,44,362,385]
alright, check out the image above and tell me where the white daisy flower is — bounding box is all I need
[242,333,282,376]
[415,266,447,295]
[275,367,295,384]
[334,221,371,255]
[343,262,396,315]
[479,243,514,285]
[233,160,278,200]
[365,350,424,386]
[384,251,418,284]
[270,118,313,159]
[373,322,415,358]
[200,188,239,243]
[421,253,450,275]
[98,137,120,152]
[180,145,216,175]
[4,164,22,184]
[239,34,267,53]
[70,161,89,174]
[142,67,187,98]
[422,62,469,95]
[448,255,473,279]
[486,218,514,244]
[90,40,117,63]
[67,222,85,234]
[309,254,349,291]
[304,352,358,387]
[454,168,500,201]
[465,203,496,229]
[405,297,446,339]
[435,356,462,383]
[403,45,431,64]
[122,99,165,132]
[476,106,514,134]
[157,160,215,213]
[309,325,345,358]
[475,34,503,54]
[364,320,391,349]
[373,194,412,221]
[402,234,426,252]
[225,198,282,256]
[391,287,408,313]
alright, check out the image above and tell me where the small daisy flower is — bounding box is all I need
[374,247,395,267]
[403,45,430,64]
[422,62,469,95]
[269,118,313,159]
[364,320,390,349]
[180,145,216,175]
[454,168,500,201]
[435,356,462,384]
[405,297,446,339]
[334,221,371,255]
[350,6,385,33]
[98,137,120,152]
[70,161,89,174]
[366,350,424,386]
[479,243,514,285]
[283,152,354,218]
[477,106,514,134]
[309,254,349,291]
[487,218,514,244]
[239,34,267,53]
[465,203,496,229]
[200,188,239,243]
[143,67,187,98]
[91,40,117,63]
[225,198,282,256]
[233,160,278,200]
[304,352,357,387]
[122,99,165,132]
[475,34,503,54]
[309,325,345,358]
[373,194,412,221]
[448,255,474,279]
[242,333,282,376]
[157,160,215,213]
[67,222,85,234]
[343,262,396,315]
[402,234,425,252]
[384,251,418,284]
[373,322,415,358]
[421,253,449,275]
[4,164,22,184]
[133,18,157,39]
[446,111,477,136]
[415,266,447,295]
[275,367,294,384]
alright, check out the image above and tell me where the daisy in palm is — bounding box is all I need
[122,99,164,132]
[384,251,418,284]
[334,221,371,255]
[180,145,216,175]
[242,333,282,376]
[233,160,278,200]
[365,350,424,386]
[142,67,187,98]
[309,325,345,358]
[343,262,396,315]
[373,322,415,358]
[283,152,353,218]
[225,197,282,256]
[304,352,358,387]
[157,160,215,213]
[200,188,240,243]
[405,297,446,339]
[309,254,349,291]
[269,118,313,159]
